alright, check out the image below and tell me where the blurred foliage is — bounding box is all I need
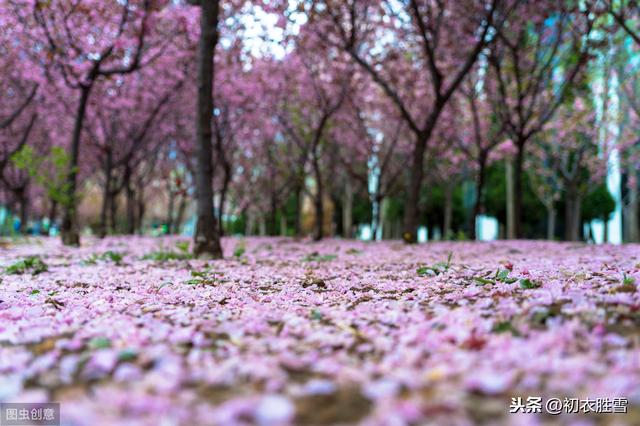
[11,145,76,209]
[582,184,616,222]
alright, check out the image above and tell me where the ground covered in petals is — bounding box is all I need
[1,237,640,426]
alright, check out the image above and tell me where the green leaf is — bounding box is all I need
[102,251,123,264]
[303,253,337,262]
[417,253,452,277]
[5,256,48,275]
[519,278,541,289]
[622,273,636,286]
[29,289,40,295]
[117,348,138,362]
[233,240,246,258]
[474,277,495,285]
[494,269,517,283]
[81,254,98,266]
[416,266,430,276]
[492,321,520,336]
[310,309,323,320]
[142,250,192,262]
[495,269,509,280]
[190,269,208,278]
[175,241,190,253]
[88,337,112,350]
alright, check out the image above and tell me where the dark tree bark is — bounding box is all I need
[371,193,383,241]
[108,192,118,233]
[48,200,58,228]
[312,149,324,241]
[565,184,582,241]
[0,85,38,130]
[605,1,640,46]
[61,85,91,246]
[136,192,146,235]
[546,207,556,240]
[192,0,223,258]
[18,187,28,234]
[167,185,176,233]
[124,164,136,235]
[403,133,427,243]
[175,195,187,234]
[217,165,231,237]
[342,179,353,239]
[443,180,454,240]
[470,154,487,240]
[293,183,303,238]
[269,191,278,236]
[98,149,113,238]
[513,141,525,238]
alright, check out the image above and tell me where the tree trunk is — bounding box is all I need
[380,198,389,240]
[258,216,267,236]
[18,188,28,234]
[330,192,341,237]
[245,211,254,236]
[167,187,175,234]
[443,181,454,240]
[470,155,487,241]
[193,0,223,258]
[565,185,582,241]
[343,179,353,239]
[61,84,92,246]
[48,200,58,231]
[402,134,427,243]
[312,154,324,241]
[125,166,136,235]
[136,186,145,235]
[371,195,383,241]
[269,191,278,236]
[98,151,112,238]
[313,187,323,241]
[506,158,516,239]
[513,142,525,238]
[108,190,118,233]
[625,169,639,242]
[280,210,288,236]
[546,205,556,240]
[294,183,302,238]
[175,195,187,235]
[217,167,230,237]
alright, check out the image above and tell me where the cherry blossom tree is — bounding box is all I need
[527,95,608,241]
[330,73,411,240]
[275,46,352,241]
[488,1,595,238]
[83,64,185,236]
[300,0,514,242]
[619,56,640,242]
[456,67,507,240]
[6,0,178,245]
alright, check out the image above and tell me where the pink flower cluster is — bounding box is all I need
[1,237,639,425]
